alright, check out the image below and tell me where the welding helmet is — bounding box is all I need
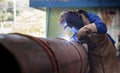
[60,10,86,33]
[60,20,72,32]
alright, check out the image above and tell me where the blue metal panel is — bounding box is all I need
[101,0,120,7]
[30,0,120,8]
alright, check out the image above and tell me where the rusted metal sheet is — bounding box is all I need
[0,33,88,73]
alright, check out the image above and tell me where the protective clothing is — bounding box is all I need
[76,12,115,45]
[87,12,115,44]
[87,12,107,34]
[76,23,97,39]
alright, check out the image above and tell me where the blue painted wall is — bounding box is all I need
[30,0,120,8]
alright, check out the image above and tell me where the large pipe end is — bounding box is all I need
[0,44,21,73]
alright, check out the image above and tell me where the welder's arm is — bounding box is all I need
[87,12,107,34]
[76,23,97,39]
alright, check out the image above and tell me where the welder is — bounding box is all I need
[59,9,116,52]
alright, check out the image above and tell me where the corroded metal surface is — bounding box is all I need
[0,33,88,73]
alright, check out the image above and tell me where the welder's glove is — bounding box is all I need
[76,23,97,39]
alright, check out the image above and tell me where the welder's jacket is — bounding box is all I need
[73,12,115,45]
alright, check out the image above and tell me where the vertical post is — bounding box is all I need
[46,7,51,38]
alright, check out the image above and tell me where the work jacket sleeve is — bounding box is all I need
[87,12,107,34]
[87,12,115,45]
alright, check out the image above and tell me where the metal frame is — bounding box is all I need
[30,0,120,8]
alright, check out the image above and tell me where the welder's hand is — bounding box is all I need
[76,27,91,39]
[76,23,97,39]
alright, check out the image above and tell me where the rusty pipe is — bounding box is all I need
[0,33,88,73]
